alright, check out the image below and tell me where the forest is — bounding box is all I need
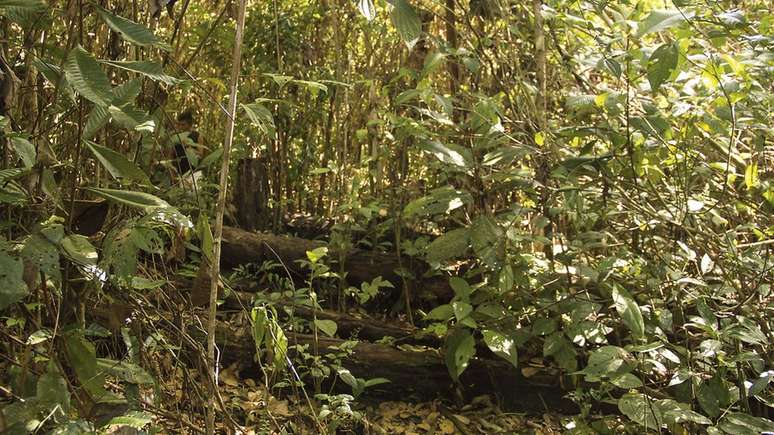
[0,0,772,432]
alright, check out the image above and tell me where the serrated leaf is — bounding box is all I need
[96,6,170,50]
[86,187,169,210]
[445,328,475,381]
[85,140,150,184]
[64,46,114,106]
[389,0,421,49]
[636,9,691,37]
[102,60,179,85]
[647,43,678,92]
[482,330,518,368]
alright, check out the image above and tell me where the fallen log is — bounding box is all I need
[220,226,453,304]
[217,327,579,414]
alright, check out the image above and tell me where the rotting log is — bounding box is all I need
[220,226,453,303]
[216,327,579,414]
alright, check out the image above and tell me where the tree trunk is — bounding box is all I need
[234,157,271,231]
[217,327,579,414]
[220,226,453,304]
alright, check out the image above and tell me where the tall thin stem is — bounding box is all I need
[206,0,247,432]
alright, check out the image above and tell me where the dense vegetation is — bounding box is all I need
[0,0,772,432]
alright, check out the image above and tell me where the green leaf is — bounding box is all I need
[389,0,421,49]
[37,367,70,415]
[0,250,28,310]
[445,328,476,381]
[22,234,61,283]
[83,105,110,140]
[0,0,46,11]
[418,140,472,169]
[251,306,268,351]
[357,0,376,21]
[404,187,472,217]
[427,228,470,263]
[718,413,774,434]
[102,60,179,85]
[96,6,170,50]
[636,9,691,37]
[618,392,662,428]
[64,46,114,106]
[424,303,453,321]
[64,333,108,398]
[104,411,153,430]
[85,140,149,184]
[612,286,645,338]
[658,399,711,425]
[86,187,170,210]
[482,330,518,369]
[61,235,98,266]
[314,319,338,337]
[96,359,154,384]
[108,103,155,132]
[451,301,473,322]
[471,215,504,269]
[580,345,636,382]
[449,277,472,301]
[9,137,35,168]
[242,102,276,136]
[744,162,758,189]
[647,43,679,92]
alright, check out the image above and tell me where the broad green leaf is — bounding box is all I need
[580,345,636,381]
[389,0,421,49]
[64,333,108,398]
[85,140,150,184]
[64,46,114,106]
[636,9,692,37]
[96,6,170,50]
[404,187,472,217]
[610,373,643,388]
[658,399,712,425]
[471,215,503,269]
[86,187,169,210]
[0,0,46,11]
[22,234,61,282]
[426,228,470,262]
[449,277,472,301]
[251,306,268,350]
[419,140,472,169]
[451,301,472,322]
[424,303,453,321]
[314,319,338,337]
[619,392,662,428]
[647,43,679,92]
[61,235,98,266]
[718,413,774,433]
[104,411,153,430]
[9,137,35,168]
[482,330,518,368]
[108,103,155,132]
[0,250,28,311]
[242,102,276,136]
[83,105,110,140]
[744,162,758,189]
[96,359,154,384]
[37,367,70,415]
[445,328,475,381]
[612,286,645,338]
[103,60,179,85]
[357,0,376,21]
